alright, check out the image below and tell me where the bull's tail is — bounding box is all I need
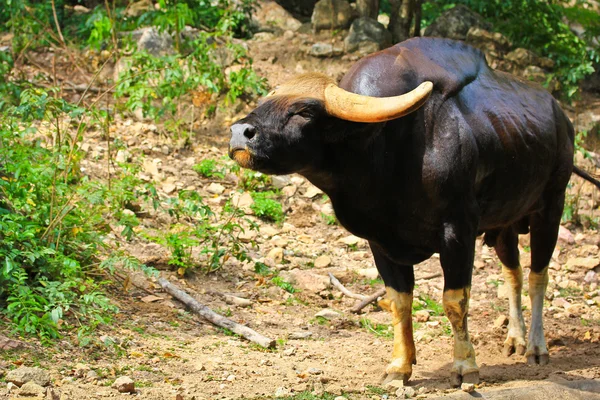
[573,165,600,190]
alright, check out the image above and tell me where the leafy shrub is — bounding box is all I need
[423,0,599,99]
[250,192,284,223]
[193,159,226,179]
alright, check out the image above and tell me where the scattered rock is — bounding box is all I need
[384,379,404,390]
[344,17,391,53]
[267,247,284,263]
[415,309,430,323]
[0,335,25,350]
[6,367,51,387]
[112,376,135,394]
[311,0,353,31]
[303,185,323,198]
[230,191,254,213]
[141,295,163,303]
[314,255,332,268]
[279,269,330,292]
[505,48,554,70]
[253,0,302,32]
[558,226,575,244]
[461,382,476,392]
[585,271,597,284]
[308,367,323,375]
[6,382,16,393]
[566,257,600,270]
[18,381,45,396]
[308,43,343,58]
[260,225,280,237]
[283,347,296,356]
[466,27,511,52]
[288,331,313,340]
[494,315,509,329]
[314,309,340,320]
[396,386,416,398]
[136,27,174,56]
[272,175,291,189]
[338,235,361,246]
[424,5,492,40]
[206,182,225,195]
[162,182,177,194]
[274,386,292,397]
[282,184,298,197]
[115,149,130,163]
[357,267,378,279]
[73,363,90,379]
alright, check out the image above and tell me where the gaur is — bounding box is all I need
[228,37,600,386]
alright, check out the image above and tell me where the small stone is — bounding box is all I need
[86,370,99,381]
[163,182,177,194]
[226,374,235,382]
[461,382,475,392]
[585,271,597,283]
[396,386,416,398]
[260,225,280,237]
[281,185,297,197]
[384,379,404,390]
[272,175,291,189]
[73,363,90,378]
[307,367,323,375]
[267,247,284,263]
[566,257,600,270]
[283,347,296,356]
[314,255,332,268]
[357,267,379,280]
[288,331,313,340]
[274,387,292,397]
[239,229,257,242]
[303,185,323,198]
[497,283,510,299]
[283,30,294,40]
[6,382,16,393]
[206,182,225,195]
[338,235,360,246]
[315,309,340,320]
[494,315,509,329]
[18,381,46,396]
[115,149,130,163]
[414,309,430,323]
[112,376,135,394]
[6,366,51,387]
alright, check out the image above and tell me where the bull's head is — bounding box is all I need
[229,73,433,174]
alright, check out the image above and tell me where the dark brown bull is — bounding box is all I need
[228,37,600,386]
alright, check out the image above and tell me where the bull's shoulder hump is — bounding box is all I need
[340,37,489,98]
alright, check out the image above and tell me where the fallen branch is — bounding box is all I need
[204,289,253,307]
[416,272,442,281]
[351,287,387,314]
[328,273,367,300]
[158,277,275,348]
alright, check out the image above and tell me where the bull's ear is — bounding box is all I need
[287,98,326,120]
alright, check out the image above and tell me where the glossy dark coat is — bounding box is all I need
[230,37,574,292]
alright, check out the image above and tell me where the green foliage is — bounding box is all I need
[239,170,272,191]
[320,213,337,226]
[413,294,444,316]
[250,191,284,223]
[359,317,393,338]
[193,159,226,179]
[423,0,599,99]
[0,90,122,343]
[252,262,297,293]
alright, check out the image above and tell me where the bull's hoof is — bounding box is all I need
[527,353,549,365]
[503,343,526,357]
[450,371,479,388]
[382,372,411,386]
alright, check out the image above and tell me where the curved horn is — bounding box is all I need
[323,81,433,123]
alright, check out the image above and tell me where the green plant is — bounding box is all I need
[413,294,444,316]
[239,170,272,191]
[193,159,226,179]
[250,191,284,223]
[359,318,393,338]
[321,213,337,225]
[423,0,599,99]
[271,276,297,293]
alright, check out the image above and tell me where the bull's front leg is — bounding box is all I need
[440,209,480,387]
[371,244,416,385]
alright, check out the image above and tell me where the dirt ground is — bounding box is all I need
[2,29,600,400]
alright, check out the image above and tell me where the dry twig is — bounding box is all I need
[350,288,386,314]
[158,277,275,348]
[328,273,367,300]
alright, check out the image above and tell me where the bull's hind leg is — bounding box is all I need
[527,192,565,365]
[494,227,527,356]
[371,244,416,385]
[440,205,479,387]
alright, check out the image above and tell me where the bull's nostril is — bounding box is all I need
[243,125,256,140]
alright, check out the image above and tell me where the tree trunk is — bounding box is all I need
[356,0,380,19]
[413,0,422,37]
[388,0,415,43]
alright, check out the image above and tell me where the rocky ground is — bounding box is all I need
[2,2,600,400]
